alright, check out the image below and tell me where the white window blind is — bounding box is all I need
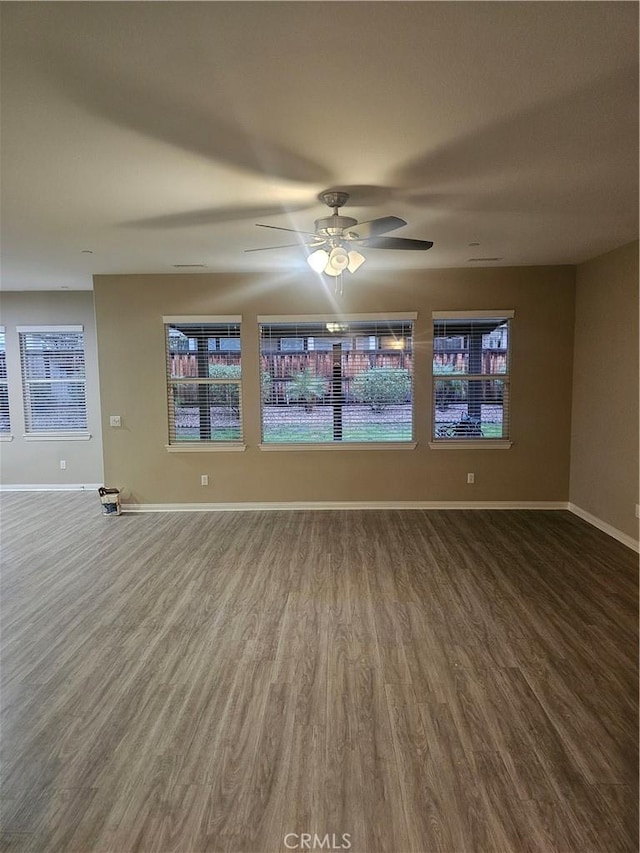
[432,311,513,441]
[259,316,415,444]
[0,327,9,433]
[18,327,87,433]
[165,318,242,444]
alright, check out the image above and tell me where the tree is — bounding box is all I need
[286,368,328,411]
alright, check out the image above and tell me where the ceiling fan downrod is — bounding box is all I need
[315,191,357,238]
[318,190,349,215]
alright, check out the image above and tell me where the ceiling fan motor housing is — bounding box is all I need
[315,215,358,237]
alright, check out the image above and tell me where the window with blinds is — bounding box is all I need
[164,317,242,444]
[259,314,415,445]
[0,327,9,434]
[432,311,513,441]
[18,326,87,433]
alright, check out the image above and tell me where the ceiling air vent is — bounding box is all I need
[467,257,503,262]
[172,264,208,268]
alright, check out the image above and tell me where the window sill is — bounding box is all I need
[23,432,92,441]
[0,434,13,442]
[259,442,417,452]
[428,440,513,450]
[165,443,246,453]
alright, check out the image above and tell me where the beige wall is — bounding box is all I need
[570,241,639,540]
[0,291,104,486]
[94,265,575,505]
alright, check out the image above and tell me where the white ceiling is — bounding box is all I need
[1,1,638,291]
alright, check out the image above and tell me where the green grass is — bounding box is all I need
[262,422,412,443]
[174,428,241,441]
[434,423,504,439]
[481,424,504,438]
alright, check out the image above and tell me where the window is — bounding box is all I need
[0,327,9,435]
[164,316,242,446]
[432,311,513,444]
[259,314,416,446]
[18,326,87,434]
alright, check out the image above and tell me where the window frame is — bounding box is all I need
[163,315,245,452]
[17,325,90,440]
[429,310,514,450]
[258,313,417,451]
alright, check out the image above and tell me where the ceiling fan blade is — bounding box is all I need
[351,216,407,238]
[47,54,331,185]
[256,223,320,238]
[358,236,434,250]
[123,203,315,230]
[245,241,324,253]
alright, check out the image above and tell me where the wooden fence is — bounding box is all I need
[433,351,507,375]
[261,350,412,405]
[170,353,240,378]
[169,347,505,406]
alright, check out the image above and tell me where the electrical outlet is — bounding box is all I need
[467,473,475,484]
[109,415,121,427]
[60,460,66,470]
[200,474,209,486]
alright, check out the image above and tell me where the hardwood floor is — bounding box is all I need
[0,493,637,852]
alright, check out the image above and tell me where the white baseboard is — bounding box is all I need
[120,501,638,552]
[2,490,634,551]
[121,500,568,513]
[567,503,639,553]
[0,483,102,492]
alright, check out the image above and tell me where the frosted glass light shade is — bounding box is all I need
[307,249,329,273]
[328,246,349,272]
[347,250,366,273]
[307,245,366,279]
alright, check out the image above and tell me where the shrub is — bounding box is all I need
[208,363,241,414]
[351,367,411,412]
[433,363,466,409]
[261,369,272,402]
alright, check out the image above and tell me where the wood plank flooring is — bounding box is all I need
[0,493,637,852]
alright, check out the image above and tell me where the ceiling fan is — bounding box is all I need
[245,190,433,290]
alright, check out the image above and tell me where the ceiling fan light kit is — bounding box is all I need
[327,246,349,273]
[346,250,366,273]
[247,190,433,294]
[307,248,329,273]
